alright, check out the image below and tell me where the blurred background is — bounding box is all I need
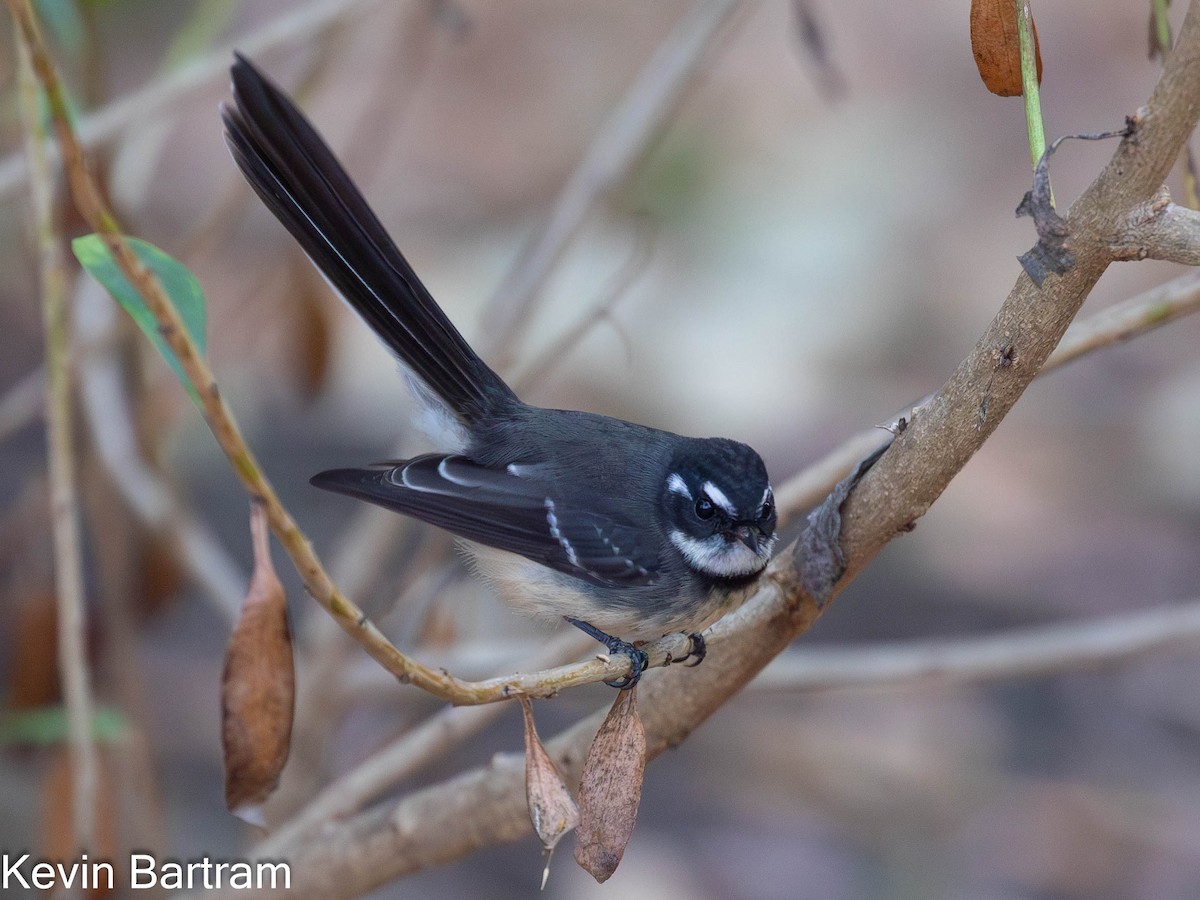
[2,1,1200,897]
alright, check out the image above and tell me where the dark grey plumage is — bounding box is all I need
[222,55,776,654]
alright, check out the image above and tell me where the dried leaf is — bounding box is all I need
[1017,125,1134,285]
[136,526,185,615]
[290,263,334,400]
[39,746,119,869]
[518,696,579,888]
[574,687,646,883]
[221,503,294,826]
[795,441,890,607]
[6,591,60,710]
[970,0,1042,97]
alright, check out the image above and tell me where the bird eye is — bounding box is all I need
[761,497,774,520]
[694,497,715,520]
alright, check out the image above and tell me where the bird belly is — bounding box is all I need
[465,542,753,642]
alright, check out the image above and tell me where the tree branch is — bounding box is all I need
[479,0,745,367]
[1109,195,1200,264]
[753,596,1200,691]
[15,13,97,851]
[0,0,385,205]
[837,1,1200,582]
[776,267,1200,522]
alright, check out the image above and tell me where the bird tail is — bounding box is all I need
[222,54,518,427]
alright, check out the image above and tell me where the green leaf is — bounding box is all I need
[163,0,239,70]
[0,705,129,745]
[34,0,86,56]
[72,234,207,409]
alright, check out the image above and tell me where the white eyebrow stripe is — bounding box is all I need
[761,485,774,507]
[702,481,736,516]
[667,473,691,499]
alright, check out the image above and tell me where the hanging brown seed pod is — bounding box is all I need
[971,0,1043,96]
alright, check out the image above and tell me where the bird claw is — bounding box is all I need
[682,632,706,667]
[565,617,649,690]
[666,631,707,667]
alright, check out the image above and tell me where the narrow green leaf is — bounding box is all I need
[163,0,239,70]
[72,234,207,408]
[33,0,86,56]
[0,705,129,745]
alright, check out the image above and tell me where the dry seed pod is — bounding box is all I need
[971,0,1043,96]
[518,696,579,888]
[574,686,646,883]
[221,503,295,826]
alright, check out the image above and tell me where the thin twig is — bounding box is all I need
[73,279,244,620]
[259,629,593,851]
[753,596,1200,690]
[15,19,97,851]
[775,268,1200,521]
[1044,267,1200,367]
[1017,0,1047,172]
[0,366,43,442]
[479,0,744,367]
[9,0,673,704]
[511,218,654,394]
[0,0,385,205]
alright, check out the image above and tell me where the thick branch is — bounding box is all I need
[836,2,1200,583]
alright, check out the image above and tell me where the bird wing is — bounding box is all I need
[311,454,660,586]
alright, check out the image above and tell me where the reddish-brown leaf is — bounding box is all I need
[7,591,61,710]
[518,695,579,889]
[574,687,646,883]
[221,503,294,826]
[970,0,1042,97]
[290,264,334,401]
[40,746,119,894]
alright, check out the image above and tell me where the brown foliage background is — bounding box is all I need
[2,1,1199,897]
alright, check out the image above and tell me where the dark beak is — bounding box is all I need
[732,524,762,553]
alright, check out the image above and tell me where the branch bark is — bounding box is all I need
[1108,195,1200,263]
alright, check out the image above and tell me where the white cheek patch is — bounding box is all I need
[701,481,737,516]
[669,530,770,578]
[667,473,691,500]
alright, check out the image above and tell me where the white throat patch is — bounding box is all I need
[669,529,770,579]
